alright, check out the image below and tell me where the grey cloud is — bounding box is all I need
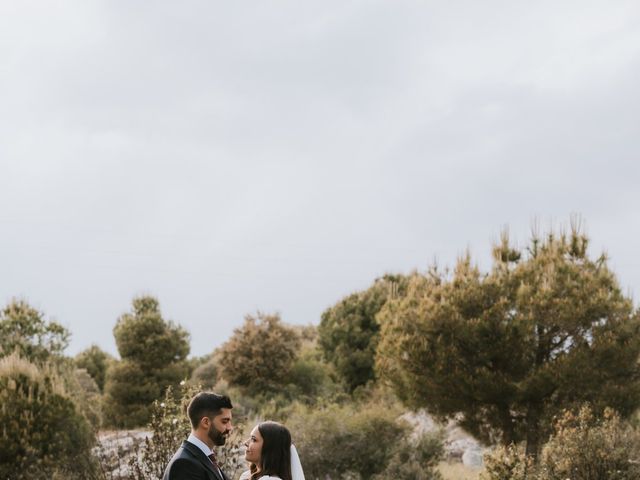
[1,0,639,356]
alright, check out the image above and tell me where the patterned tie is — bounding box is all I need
[208,452,220,469]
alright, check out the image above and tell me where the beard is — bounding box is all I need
[208,425,227,446]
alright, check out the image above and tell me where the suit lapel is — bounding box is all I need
[182,441,224,480]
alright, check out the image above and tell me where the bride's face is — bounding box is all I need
[244,426,263,465]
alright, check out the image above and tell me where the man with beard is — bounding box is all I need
[163,392,233,480]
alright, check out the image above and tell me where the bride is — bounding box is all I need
[239,421,305,480]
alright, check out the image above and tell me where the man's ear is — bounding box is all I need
[199,416,211,429]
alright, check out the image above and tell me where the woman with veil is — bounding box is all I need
[239,421,305,480]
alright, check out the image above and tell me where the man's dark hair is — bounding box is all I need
[250,421,292,480]
[187,392,233,428]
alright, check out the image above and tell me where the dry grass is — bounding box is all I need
[0,351,68,396]
[437,461,484,480]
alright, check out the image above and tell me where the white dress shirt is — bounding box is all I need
[187,434,223,478]
[187,433,214,457]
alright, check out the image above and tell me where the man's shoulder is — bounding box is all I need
[165,442,204,478]
[171,442,204,462]
[164,443,205,479]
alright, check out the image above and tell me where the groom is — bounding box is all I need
[163,392,234,480]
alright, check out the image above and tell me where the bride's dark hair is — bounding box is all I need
[250,421,292,480]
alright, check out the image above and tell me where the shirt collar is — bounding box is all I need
[187,433,214,458]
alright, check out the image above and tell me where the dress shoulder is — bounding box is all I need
[238,471,282,480]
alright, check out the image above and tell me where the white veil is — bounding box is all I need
[290,444,305,480]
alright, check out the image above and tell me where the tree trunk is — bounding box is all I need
[525,323,547,461]
[524,403,541,462]
[499,406,516,445]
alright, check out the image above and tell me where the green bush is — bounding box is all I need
[0,353,96,479]
[537,406,640,480]
[481,406,640,480]
[0,299,69,364]
[481,444,531,480]
[69,366,103,428]
[372,430,444,480]
[190,356,218,389]
[283,347,341,403]
[286,401,410,480]
[104,360,154,427]
[75,344,113,392]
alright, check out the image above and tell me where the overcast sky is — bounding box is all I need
[1,1,639,358]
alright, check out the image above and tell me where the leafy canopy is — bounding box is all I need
[75,344,113,392]
[318,274,411,392]
[218,312,300,396]
[0,299,69,363]
[377,223,640,457]
[104,296,190,427]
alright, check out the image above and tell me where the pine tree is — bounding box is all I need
[377,223,640,458]
[318,274,411,392]
[104,296,190,427]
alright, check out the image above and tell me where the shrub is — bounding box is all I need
[481,405,640,480]
[537,406,640,480]
[286,401,407,479]
[372,430,444,480]
[284,346,340,402]
[0,299,69,364]
[70,366,103,428]
[190,356,218,389]
[75,344,113,392]
[0,353,96,479]
[481,444,531,480]
[104,359,159,427]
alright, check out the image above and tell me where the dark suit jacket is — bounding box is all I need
[163,440,229,480]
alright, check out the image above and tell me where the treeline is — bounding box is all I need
[3,222,640,479]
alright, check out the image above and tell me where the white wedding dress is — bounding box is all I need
[239,473,281,480]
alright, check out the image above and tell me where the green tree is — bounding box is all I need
[286,346,337,402]
[104,296,190,427]
[75,344,113,392]
[318,274,410,392]
[0,352,96,479]
[0,299,69,363]
[0,300,107,457]
[190,355,218,389]
[218,312,300,397]
[71,367,103,427]
[377,224,640,458]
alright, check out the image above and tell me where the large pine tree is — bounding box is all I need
[377,223,640,457]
